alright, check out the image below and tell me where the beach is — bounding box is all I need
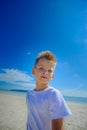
[64,102,87,130]
[0,91,87,130]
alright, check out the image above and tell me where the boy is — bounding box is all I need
[26,51,72,130]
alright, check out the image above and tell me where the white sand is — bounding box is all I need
[64,102,87,130]
[0,92,27,130]
[0,92,87,130]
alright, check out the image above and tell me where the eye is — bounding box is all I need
[39,67,44,71]
[48,70,53,73]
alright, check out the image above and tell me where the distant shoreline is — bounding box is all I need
[0,89,87,104]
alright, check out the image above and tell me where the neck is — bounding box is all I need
[35,82,49,91]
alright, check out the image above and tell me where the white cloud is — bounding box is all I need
[26,51,31,55]
[27,52,31,55]
[0,68,35,89]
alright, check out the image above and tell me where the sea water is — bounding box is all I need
[63,95,87,104]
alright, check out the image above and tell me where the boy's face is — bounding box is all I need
[32,58,55,85]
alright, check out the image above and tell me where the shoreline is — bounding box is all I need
[0,91,87,130]
[1,90,87,104]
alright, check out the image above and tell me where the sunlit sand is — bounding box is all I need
[0,92,87,130]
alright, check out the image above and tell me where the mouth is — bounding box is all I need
[41,76,47,79]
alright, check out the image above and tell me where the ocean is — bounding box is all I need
[63,95,87,104]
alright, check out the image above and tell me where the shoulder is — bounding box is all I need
[49,87,62,97]
[26,89,34,98]
[48,87,67,107]
[46,87,64,103]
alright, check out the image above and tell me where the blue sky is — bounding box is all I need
[0,0,87,97]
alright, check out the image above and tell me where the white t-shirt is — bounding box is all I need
[26,86,72,130]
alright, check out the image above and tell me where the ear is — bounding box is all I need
[32,68,35,75]
[51,73,54,79]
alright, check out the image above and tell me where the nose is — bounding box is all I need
[43,69,48,75]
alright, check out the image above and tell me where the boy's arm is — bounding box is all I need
[52,118,64,130]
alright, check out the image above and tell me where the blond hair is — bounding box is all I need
[34,51,57,67]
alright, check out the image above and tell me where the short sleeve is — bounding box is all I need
[49,89,72,119]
